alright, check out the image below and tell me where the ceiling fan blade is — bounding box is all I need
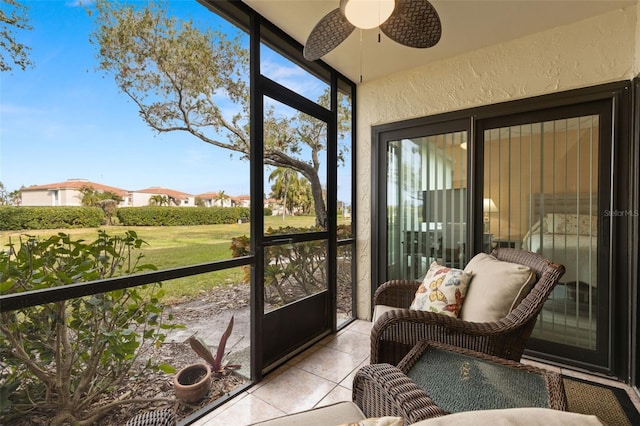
[304,8,355,61]
[380,0,442,49]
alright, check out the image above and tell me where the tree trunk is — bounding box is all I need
[308,174,327,229]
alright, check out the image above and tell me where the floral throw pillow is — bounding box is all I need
[409,262,473,317]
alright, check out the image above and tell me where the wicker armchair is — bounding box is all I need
[371,248,565,365]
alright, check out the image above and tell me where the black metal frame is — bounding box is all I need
[0,257,252,312]
[230,4,356,377]
[632,75,640,389]
[371,81,634,380]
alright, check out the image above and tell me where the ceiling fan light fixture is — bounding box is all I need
[340,0,395,29]
[304,0,441,61]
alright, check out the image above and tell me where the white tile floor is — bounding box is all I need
[192,319,640,425]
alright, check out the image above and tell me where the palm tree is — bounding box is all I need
[10,189,21,206]
[149,194,168,206]
[215,190,229,207]
[269,167,296,219]
[79,186,102,206]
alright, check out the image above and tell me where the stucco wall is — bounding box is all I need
[132,193,153,207]
[355,5,639,320]
[21,191,53,206]
[21,189,83,206]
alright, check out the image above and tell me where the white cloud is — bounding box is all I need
[260,60,327,101]
[261,60,307,80]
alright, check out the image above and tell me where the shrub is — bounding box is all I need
[117,206,250,226]
[230,235,251,283]
[0,231,180,425]
[228,225,352,308]
[0,206,104,230]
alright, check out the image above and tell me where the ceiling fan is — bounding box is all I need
[303,0,442,61]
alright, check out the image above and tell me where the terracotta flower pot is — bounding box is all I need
[173,363,212,403]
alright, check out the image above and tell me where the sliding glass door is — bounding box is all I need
[479,103,610,367]
[382,124,469,282]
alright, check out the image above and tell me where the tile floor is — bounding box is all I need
[192,319,640,425]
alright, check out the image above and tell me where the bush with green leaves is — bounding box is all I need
[0,231,181,425]
[117,206,250,226]
[232,225,352,308]
[0,206,104,230]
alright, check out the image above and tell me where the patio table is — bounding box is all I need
[396,340,567,413]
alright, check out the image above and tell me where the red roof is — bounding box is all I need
[195,192,222,199]
[21,180,244,202]
[134,187,193,201]
[22,179,129,197]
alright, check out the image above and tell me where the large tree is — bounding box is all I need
[79,186,123,225]
[0,0,33,72]
[9,188,21,206]
[0,182,22,205]
[91,0,350,228]
[79,185,123,206]
[0,181,9,205]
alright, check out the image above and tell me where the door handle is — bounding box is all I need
[264,238,294,245]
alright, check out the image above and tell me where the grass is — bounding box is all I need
[0,215,327,304]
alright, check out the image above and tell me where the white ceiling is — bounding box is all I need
[243,0,636,83]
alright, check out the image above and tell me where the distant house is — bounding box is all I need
[264,197,283,216]
[231,194,251,208]
[19,179,242,210]
[196,192,234,208]
[20,179,130,207]
[131,187,195,207]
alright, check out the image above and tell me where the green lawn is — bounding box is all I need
[0,215,327,303]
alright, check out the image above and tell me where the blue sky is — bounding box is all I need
[0,1,344,200]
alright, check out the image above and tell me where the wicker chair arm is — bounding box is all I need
[375,308,514,336]
[353,363,447,424]
[373,280,422,308]
[370,309,534,364]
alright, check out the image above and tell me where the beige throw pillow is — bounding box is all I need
[410,262,473,318]
[460,253,536,322]
[410,407,603,426]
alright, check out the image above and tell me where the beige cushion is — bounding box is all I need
[338,416,403,426]
[372,304,400,323]
[460,253,536,322]
[410,262,473,318]
[410,407,603,425]
[250,401,365,425]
